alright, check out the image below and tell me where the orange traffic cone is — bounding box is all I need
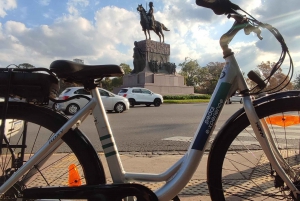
[68,164,82,186]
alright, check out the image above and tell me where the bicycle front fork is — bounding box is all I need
[243,95,300,199]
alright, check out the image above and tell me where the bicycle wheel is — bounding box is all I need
[208,96,300,200]
[0,102,106,200]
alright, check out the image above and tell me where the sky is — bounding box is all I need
[0,0,300,77]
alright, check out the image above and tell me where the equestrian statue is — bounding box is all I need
[137,3,170,43]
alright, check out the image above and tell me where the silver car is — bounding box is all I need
[57,87,130,115]
[226,93,243,104]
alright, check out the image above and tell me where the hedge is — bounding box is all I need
[163,94,211,100]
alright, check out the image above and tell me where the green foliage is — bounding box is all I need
[200,62,224,94]
[18,63,35,69]
[111,77,123,87]
[120,63,132,75]
[179,58,200,86]
[101,77,113,91]
[101,63,132,91]
[179,58,224,94]
[294,74,300,90]
[163,94,211,100]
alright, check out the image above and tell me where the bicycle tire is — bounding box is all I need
[0,102,106,200]
[208,95,300,200]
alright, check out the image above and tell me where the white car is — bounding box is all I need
[118,87,163,107]
[0,98,24,138]
[57,87,130,115]
[226,93,243,104]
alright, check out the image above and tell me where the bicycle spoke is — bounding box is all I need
[0,120,87,199]
[214,109,300,200]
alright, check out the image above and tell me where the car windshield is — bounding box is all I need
[61,89,71,94]
[119,89,128,93]
[74,89,90,95]
[99,89,110,97]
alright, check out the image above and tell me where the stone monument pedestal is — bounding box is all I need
[113,40,193,95]
[115,72,193,95]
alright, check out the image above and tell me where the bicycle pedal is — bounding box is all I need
[21,183,158,201]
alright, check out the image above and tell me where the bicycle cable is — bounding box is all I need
[235,8,294,95]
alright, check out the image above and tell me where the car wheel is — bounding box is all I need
[153,99,161,107]
[146,104,151,107]
[114,102,125,113]
[66,103,80,115]
[240,99,243,104]
[52,103,59,111]
[129,99,135,107]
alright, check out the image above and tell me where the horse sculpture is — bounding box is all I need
[137,4,170,43]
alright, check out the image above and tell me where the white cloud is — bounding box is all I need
[0,0,17,18]
[5,21,28,33]
[0,6,139,68]
[67,0,89,16]
[39,0,51,6]
[0,0,299,77]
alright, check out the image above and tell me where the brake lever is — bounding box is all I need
[244,24,263,40]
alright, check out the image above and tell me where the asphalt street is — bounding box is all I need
[78,103,243,152]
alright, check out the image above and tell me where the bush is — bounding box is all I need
[163,94,211,100]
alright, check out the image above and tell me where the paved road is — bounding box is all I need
[78,103,244,152]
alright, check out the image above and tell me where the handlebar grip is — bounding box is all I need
[196,0,240,15]
[247,70,267,89]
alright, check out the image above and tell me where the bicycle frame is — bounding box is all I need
[1,39,299,201]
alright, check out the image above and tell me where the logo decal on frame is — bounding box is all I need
[220,72,226,79]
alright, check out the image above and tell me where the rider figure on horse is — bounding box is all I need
[147,2,155,30]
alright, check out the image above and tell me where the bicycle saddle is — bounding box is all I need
[196,0,240,15]
[50,60,124,82]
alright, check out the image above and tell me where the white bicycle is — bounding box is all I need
[0,0,298,200]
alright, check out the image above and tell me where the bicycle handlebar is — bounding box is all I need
[196,0,293,94]
[196,0,240,15]
[220,14,249,57]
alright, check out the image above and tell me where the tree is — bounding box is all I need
[249,61,293,93]
[179,58,200,86]
[120,63,132,75]
[102,63,132,91]
[293,74,300,90]
[101,77,113,91]
[18,63,35,69]
[178,58,225,94]
[201,62,224,94]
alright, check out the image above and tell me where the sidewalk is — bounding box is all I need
[99,150,278,201]
[46,150,277,200]
[100,152,211,201]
